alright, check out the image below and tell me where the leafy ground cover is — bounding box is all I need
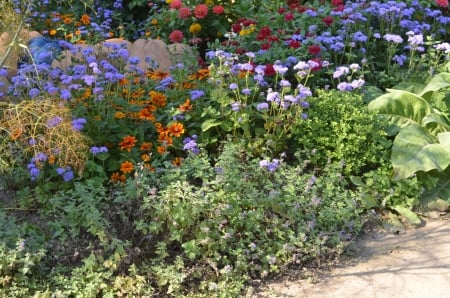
[0,0,449,296]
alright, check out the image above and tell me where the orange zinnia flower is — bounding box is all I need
[146,71,169,80]
[48,155,56,165]
[172,157,182,167]
[115,111,126,119]
[168,122,185,137]
[120,161,134,174]
[119,136,137,152]
[75,30,81,36]
[140,142,152,151]
[141,154,151,162]
[111,172,126,183]
[157,146,166,154]
[179,99,192,112]
[139,107,155,121]
[10,127,23,140]
[158,134,173,147]
[49,29,57,36]
[149,91,167,107]
[80,14,90,25]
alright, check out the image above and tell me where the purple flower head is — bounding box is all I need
[297,85,312,98]
[90,146,108,155]
[266,89,280,102]
[229,83,238,90]
[257,102,269,111]
[241,88,251,95]
[383,34,403,43]
[231,102,241,112]
[259,159,280,172]
[47,116,63,128]
[280,80,291,88]
[333,66,350,79]
[72,118,87,131]
[183,135,199,154]
[190,89,205,100]
[29,88,40,98]
[273,64,288,75]
[0,68,7,76]
[128,56,140,65]
[337,82,353,92]
[83,75,95,86]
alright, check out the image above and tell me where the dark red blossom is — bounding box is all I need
[264,64,276,76]
[284,12,294,21]
[322,16,334,26]
[288,40,301,49]
[308,44,321,56]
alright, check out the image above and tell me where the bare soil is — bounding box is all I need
[252,214,450,298]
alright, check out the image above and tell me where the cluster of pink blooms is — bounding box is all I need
[167,0,225,43]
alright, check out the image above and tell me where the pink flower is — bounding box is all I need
[436,0,449,7]
[170,0,182,9]
[322,16,333,26]
[169,30,184,43]
[284,12,294,21]
[178,7,192,19]
[212,5,224,14]
[194,4,208,19]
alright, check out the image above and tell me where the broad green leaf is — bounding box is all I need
[392,126,450,179]
[422,112,450,135]
[368,89,432,135]
[419,72,450,100]
[438,132,450,146]
[362,85,384,104]
[201,119,221,132]
[391,205,422,226]
[391,81,426,94]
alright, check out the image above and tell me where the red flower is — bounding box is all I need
[231,23,241,33]
[178,7,191,19]
[284,12,294,21]
[261,43,271,50]
[212,5,224,14]
[322,16,333,26]
[169,30,184,43]
[288,40,301,49]
[308,44,321,56]
[436,0,449,7]
[332,0,343,6]
[257,26,272,40]
[194,4,208,19]
[264,64,276,76]
[169,0,182,9]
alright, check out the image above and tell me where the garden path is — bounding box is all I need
[253,215,450,298]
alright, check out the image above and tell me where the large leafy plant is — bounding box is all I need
[368,66,450,206]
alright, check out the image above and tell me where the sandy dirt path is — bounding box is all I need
[253,216,450,298]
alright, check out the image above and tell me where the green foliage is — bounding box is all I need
[291,90,391,177]
[368,71,450,212]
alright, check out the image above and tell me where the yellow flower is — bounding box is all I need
[189,23,202,34]
[205,0,213,5]
[166,0,172,3]
[151,19,158,25]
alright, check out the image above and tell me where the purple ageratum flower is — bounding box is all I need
[266,89,280,102]
[337,82,353,91]
[279,80,291,88]
[273,64,288,75]
[231,102,241,111]
[333,66,350,79]
[56,167,74,182]
[393,54,407,66]
[406,31,423,47]
[351,79,365,89]
[435,42,450,53]
[293,61,310,71]
[229,83,238,90]
[0,68,7,76]
[383,34,403,43]
[349,63,361,71]
[259,159,280,172]
[241,88,251,95]
[128,56,140,65]
[47,116,63,128]
[83,75,95,86]
[257,102,269,111]
[60,89,72,100]
[28,164,40,181]
[90,146,108,155]
[29,88,40,98]
[190,89,205,100]
[297,85,312,99]
[72,118,87,131]
[183,135,200,154]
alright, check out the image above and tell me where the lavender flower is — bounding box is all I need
[257,102,269,111]
[47,116,63,128]
[383,34,403,43]
[90,146,109,155]
[183,135,200,154]
[190,89,205,100]
[72,118,87,131]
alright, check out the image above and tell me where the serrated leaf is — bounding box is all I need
[391,205,422,226]
[391,125,450,179]
[368,89,432,135]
